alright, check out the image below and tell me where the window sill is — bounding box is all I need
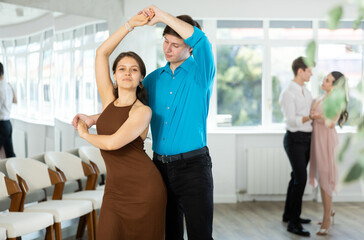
[207,125,357,135]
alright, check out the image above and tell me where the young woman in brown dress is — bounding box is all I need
[75,12,166,240]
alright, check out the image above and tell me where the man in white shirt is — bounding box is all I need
[0,62,17,158]
[279,56,313,237]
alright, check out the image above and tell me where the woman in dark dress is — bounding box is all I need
[75,12,166,240]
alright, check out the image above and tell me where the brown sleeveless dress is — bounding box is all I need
[96,100,166,240]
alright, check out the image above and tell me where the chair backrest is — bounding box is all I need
[29,153,46,163]
[6,158,52,192]
[144,139,153,159]
[0,159,8,176]
[66,148,80,157]
[78,146,106,174]
[45,151,85,181]
[0,172,9,198]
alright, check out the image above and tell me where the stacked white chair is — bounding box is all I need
[44,151,104,238]
[0,171,54,240]
[5,158,94,240]
[144,139,153,159]
[0,227,6,240]
[78,146,106,190]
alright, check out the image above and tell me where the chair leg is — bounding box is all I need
[93,209,98,237]
[76,215,87,238]
[54,223,62,240]
[86,212,95,240]
[45,225,54,240]
[8,238,16,240]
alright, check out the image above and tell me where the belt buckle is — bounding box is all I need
[161,154,168,163]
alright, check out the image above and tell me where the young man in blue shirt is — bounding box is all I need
[141,5,215,240]
[73,5,215,239]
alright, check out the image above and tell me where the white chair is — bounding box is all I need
[0,171,54,240]
[144,138,153,159]
[44,151,104,238]
[0,227,6,240]
[5,158,94,240]
[78,146,106,190]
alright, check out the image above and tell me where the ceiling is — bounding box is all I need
[0,2,53,27]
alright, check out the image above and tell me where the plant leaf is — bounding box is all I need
[353,7,364,29]
[304,40,316,67]
[327,6,343,30]
[323,87,346,119]
[338,136,351,163]
[344,162,363,183]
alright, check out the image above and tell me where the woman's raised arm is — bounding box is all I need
[95,13,152,110]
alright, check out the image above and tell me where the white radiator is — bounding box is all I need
[247,147,292,195]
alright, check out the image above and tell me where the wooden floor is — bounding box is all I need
[64,201,364,240]
[212,201,364,240]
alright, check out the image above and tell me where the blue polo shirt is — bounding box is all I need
[143,26,215,155]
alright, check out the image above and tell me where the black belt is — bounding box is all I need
[154,146,209,163]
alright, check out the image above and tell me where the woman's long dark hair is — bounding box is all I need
[331,71,349,127]
[112,51,148,105]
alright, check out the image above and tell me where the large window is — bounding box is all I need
[0,22,108,123]
[212,20,363,128]
[2,18,364,129]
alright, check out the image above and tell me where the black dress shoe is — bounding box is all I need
[299,218,311,224]
[287,222,310,237]
[283,217,311,224]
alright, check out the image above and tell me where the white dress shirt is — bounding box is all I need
[0,79,14,120]
[279,81,313,132]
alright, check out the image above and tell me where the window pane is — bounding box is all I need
[55,52,72,118]
[269,21,312,40]
[74,50,82,113]
[73,28,83,48]
[82,49,95,115]
[42,49,52,102]
[3,40,14,54]
[317,44,362,126]
[271,47,306,123]
[28,52,40,115]
[43,29,54,48]
[319,21,363,40]
[95,22,109,42]
[217,45,263,126]
[16,57,27,113]
[155,25,164,39]
[7,56,16,86]
[62,32,72,48]
[54,33,63,50]
[14,38,27,53]
[84,25,95,44]
[217,20,263,40]
[29,34,41,52]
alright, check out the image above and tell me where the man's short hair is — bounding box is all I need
[291,56,308,76]
[163,15,201,39]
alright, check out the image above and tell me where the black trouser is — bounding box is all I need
[283,131,311,223]
[0,120,16,158]
[153,147,214,240]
